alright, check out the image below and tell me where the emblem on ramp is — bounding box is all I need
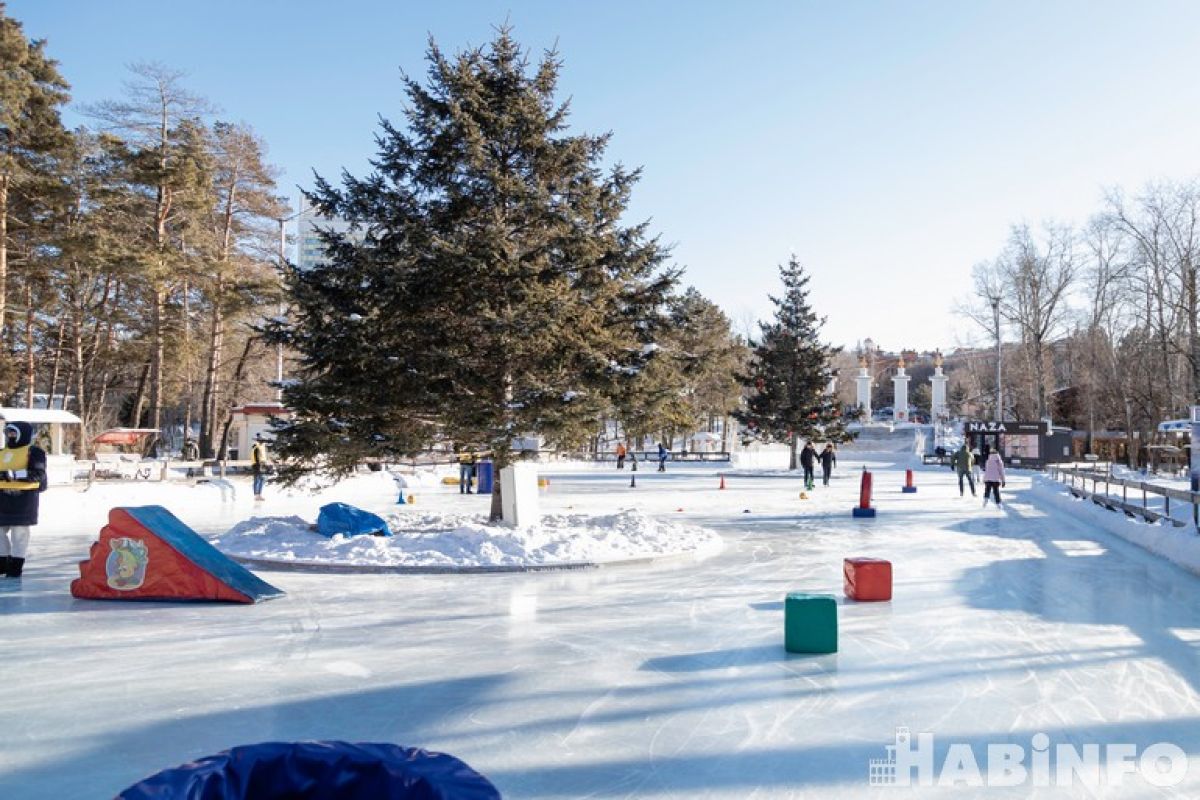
[106,537,149,590]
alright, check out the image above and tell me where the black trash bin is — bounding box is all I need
[117,741,501,800]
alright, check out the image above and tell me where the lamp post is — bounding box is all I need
[276,207,301,401]
[991,297,1002,421]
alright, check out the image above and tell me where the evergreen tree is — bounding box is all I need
[667,288,748,433]
[268,28,677,518]
[0,3,70,389]
[611,287,748,450]
[86,63,213,451]
[737,256,854,469]
[197,121,285,458]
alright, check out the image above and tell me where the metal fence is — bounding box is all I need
[1046,465,1200,529]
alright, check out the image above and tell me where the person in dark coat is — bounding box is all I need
[0,421,48,579]
[819,444,837,486]
[799,442,817,490]
[657,442,668,472]
[951,443,976,497]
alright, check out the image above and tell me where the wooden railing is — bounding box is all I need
[591,451,731,463]
[1046,465,1199,529]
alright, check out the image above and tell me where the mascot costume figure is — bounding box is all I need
[0,422,48,578]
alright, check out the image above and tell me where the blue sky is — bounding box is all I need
[11,1,1200,350]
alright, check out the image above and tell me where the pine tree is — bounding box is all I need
[197,121,285,458]
[268,28,677,518]
[667,288,748,432]
[738,256,854,469]
[0,3,70,390]
[85,63,213,452]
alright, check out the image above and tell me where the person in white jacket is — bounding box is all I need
[982,451,1006,507]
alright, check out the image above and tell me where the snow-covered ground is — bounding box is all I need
[218,508,722,569]
[1032,474,1200,577]
[5,458,1200,798]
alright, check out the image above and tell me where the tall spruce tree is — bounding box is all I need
[738,256,853,469]
[268,28,677,518]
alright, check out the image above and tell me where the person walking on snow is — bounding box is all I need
[819,444,837,486]
[982,451,1006,507]
[951,443,976,497]
[799,442,817,490]
[615,442,627,470]
[250,434,272,501]
[0,421,48,579]
[657,442,668,472]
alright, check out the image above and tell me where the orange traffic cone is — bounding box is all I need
[719,474,726,490]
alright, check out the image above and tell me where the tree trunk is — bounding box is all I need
[24,280,34,407]
[0,174,8,338]
[149,284,165,453]
[216,336,256,460]
[1189,262,1200,404]
[199,293,224,458]
[72,300,89,457]
[789,432,799,470]
[129,362,151,427]
[182,277,192,448]
[47,318,65,410]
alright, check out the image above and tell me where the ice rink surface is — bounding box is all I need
[4,457,1200,798]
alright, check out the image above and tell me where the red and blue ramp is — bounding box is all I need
[71,506,284,604]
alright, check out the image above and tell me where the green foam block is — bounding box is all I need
[784,592,838,654]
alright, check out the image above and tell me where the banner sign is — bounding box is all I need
[964,421,1046,435]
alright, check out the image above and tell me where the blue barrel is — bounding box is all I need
[475,461,494,495]
[117,741,500,799]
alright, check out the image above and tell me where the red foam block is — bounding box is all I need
[843,557,892,602]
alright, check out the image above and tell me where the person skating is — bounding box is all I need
[982,451,1006,507]
[819,444,837,486]
[0,421,48,579]
[657,442,668,472]
[615,442,627,470]
[951,443,976,497]
[250,434,272,501]
[799,442,817,490]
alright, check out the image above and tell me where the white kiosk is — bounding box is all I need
[0,407,83,484]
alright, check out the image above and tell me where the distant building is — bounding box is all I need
[226,402,292,461]
[295,200,360,271]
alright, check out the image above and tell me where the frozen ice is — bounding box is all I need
[4,457,1200,798]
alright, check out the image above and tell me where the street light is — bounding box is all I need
[991,297,1002,421]
[276,205,302,401]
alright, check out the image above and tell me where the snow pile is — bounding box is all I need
[1030,475,1200,576]
[388,467,450,489]
[215,508,723,569]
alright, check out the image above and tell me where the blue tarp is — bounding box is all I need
[117,740,501,799]
[316,502,391,538]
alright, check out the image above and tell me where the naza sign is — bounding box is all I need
[965,421,1047,435]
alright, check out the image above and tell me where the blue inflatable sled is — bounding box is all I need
[317,502,391,538]
[117,740,501,799]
